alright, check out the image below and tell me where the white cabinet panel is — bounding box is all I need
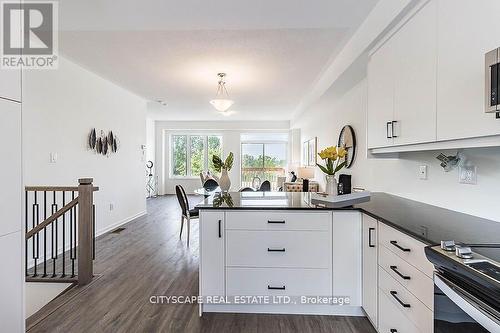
[225,211,330,231]
[367,36,396,149]
[226,230,330,269]
[0,231,24,332]
[0,99,22,237]
[200,211,225,297]
[393,0,437,145]
[436,0,500,140]
[362,214,378,327]
[332,211,362,306]
[378,288,420,333]
[226,267,331,297]
[0,69,21,102]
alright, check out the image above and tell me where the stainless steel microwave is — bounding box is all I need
[485,47,500,114]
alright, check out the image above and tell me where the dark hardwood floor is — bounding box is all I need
[29,195,376,333]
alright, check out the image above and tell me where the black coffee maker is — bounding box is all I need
[338,174,352,195]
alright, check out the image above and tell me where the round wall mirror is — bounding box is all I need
[337,125,356,168]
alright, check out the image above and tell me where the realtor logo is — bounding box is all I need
[1,1,58,69]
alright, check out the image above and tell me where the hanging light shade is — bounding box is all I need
[209,73,234,113]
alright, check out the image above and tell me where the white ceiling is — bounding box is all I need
[58,0,379,121]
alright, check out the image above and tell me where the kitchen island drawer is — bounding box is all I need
[379,244,434,309]
[379,267,433,333]
[225,211,331,231]
[226,267,331,297]
[378,222,434,277]
[226,230,331,268]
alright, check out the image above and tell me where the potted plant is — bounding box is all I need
[212,152,234,192]
[316,146,347,195]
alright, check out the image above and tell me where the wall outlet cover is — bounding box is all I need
[459,165,477,185]
[419,165,427,180]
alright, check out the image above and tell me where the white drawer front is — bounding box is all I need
[378,223,434,278]
[225,211,331,231]
[226,230,331,269]
[379,244,434,310]
[379,267,433,333]
[378,288,421,333]
[226,267,331,297]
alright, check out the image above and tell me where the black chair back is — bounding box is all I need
[259,180,271,192]
[239,187,255,192]
[203,179,219,191]
[175,185,189,216]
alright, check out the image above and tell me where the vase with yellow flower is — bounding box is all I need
[316,146,347,195]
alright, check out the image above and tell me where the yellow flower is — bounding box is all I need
[337,147,347,158]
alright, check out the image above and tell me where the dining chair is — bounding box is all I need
[239,187,255,192]
[259,180,271,192]
[175,185,199,246]
[203,178,219,191]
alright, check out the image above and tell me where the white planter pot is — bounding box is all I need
[325,175,337,195]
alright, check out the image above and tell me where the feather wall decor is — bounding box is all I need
[88,128,120,156]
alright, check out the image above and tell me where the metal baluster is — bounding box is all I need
[25,191,28,277]
[62,191,66,277]
[71,191,75,278]
[43,191,47,277]
[51,191,58,277]
[33,191,39,277]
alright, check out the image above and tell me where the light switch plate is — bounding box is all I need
[49,152,57,163]
[419,165,427,180]
[459,165,477,185]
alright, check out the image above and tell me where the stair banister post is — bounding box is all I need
[77,178,94,285]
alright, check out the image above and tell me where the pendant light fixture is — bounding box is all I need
[209,73,234,113]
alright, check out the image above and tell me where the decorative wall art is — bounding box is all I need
[88,128,119,156]
[302,137,317,166]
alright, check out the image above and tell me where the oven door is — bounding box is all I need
[434,273,500,333]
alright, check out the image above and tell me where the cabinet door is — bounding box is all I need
[393,0,437,146]
[436,0,500,140]
[367,37,396,149]
[200,211,225,297]
[0,99,22,237]
[362,214,378,327]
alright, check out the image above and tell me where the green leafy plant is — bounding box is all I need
[212,152,234,172]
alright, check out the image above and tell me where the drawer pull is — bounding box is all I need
[390,290,411,308]
[368,227,375,248]
[267,248,286,252]
[390,265,411,280]
[218,220,222,238]
[268,285,286,290]
[390,240,411,252]
[390,330,398,333]
[268,220,286,224]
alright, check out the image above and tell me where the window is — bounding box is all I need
[241,134,288,189]
[171,135,222,177]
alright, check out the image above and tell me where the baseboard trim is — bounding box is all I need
[201,304,365,316]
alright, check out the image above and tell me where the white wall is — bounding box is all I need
[23,56,148,236]
[155,120,290,194]
[146,118,156,164]
[292,70,500,222]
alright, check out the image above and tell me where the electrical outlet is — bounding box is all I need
[419,165,427,180]
[49,152,58,163]
[459,165,477,185]
[109,203,114,211]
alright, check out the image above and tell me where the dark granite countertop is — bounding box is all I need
[196,191,500,260]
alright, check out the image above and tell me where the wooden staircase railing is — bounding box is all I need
[25,178,99,285]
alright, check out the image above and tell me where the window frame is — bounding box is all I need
[170,134,223,179]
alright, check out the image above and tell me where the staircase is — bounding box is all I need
[25,178,98,285]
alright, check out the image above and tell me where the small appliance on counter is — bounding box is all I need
[338,174,352,194]
[425,242,500,332]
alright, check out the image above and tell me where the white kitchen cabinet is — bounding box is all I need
[0,99,22,237]
[199,211,225,297]
[367,34,396,149]
[393,0,437,146]
[367,0,437,149]
[436,0,500,140]
[362,214,378,327]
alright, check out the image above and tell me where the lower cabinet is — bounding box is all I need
[378,288,421,333]
[362,214,378,326]
[199,211,225,297]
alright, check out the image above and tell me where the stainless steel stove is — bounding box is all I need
[425,242,500,333]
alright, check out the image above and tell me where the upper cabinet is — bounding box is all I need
[367,0,500,152]
[436,0,500,140]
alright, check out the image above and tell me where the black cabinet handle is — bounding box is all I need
[386,122,393,138]
[390,291,411,308]
[390,240,411,252]
[268,285,286,290]
[268,220,285,224]
[218,220,222,238]
[390,265,411,280]
[368,227,375,248]
[267,248,286,252]
[392,121,398,138]
[390,329,398,333]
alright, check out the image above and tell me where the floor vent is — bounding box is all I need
[111,227,126,234]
